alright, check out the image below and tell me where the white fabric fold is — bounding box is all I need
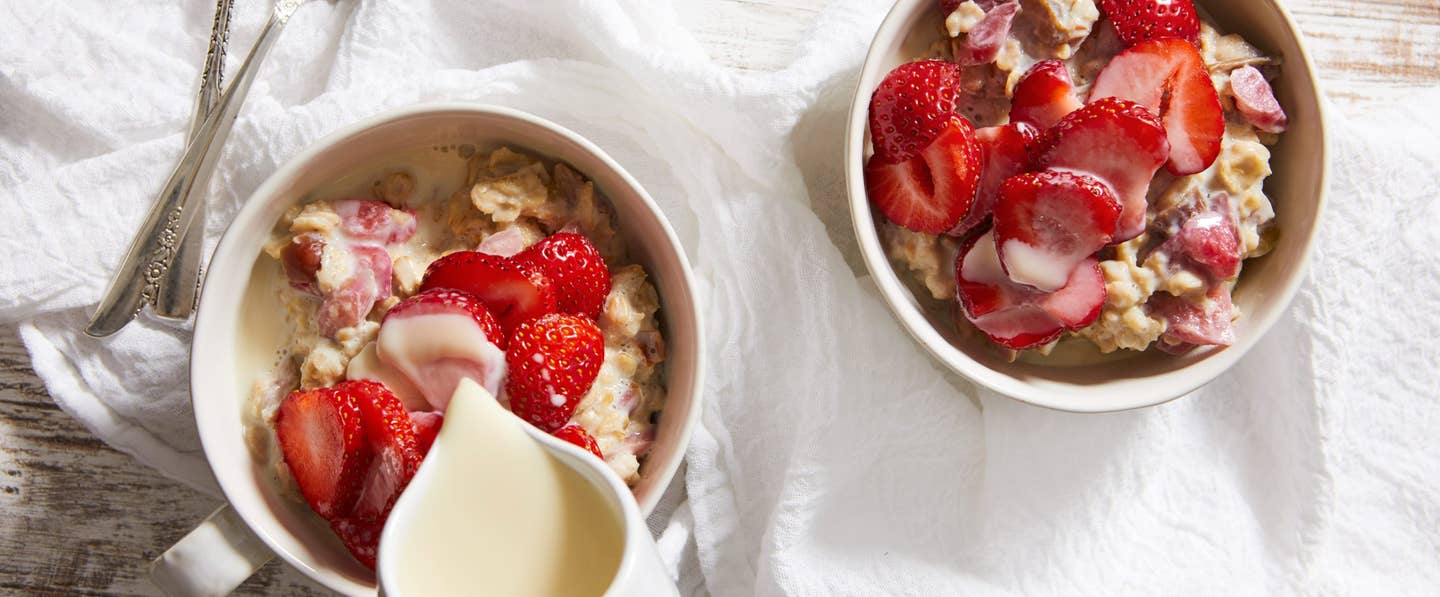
[2,0,1436,594]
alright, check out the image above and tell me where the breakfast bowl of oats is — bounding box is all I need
[845,0,1327,411]
[188,104,702,592]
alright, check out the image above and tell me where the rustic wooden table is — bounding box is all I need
[2,0,1437,594]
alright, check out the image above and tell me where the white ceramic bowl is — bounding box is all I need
[191,104,703,594]
[845,0,1327,412]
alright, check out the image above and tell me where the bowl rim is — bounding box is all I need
[843,0,1329,413]
[191,102,704,592]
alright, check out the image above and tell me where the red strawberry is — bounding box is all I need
[378,289,509,410]
[553,424,604,460]
[951,122,1039,236]
[866,118,984,234]
[514,233,612,320]
[1009,60,1083,130]
[506,314,605,432]
[340,380,422,522]
[1088,38,1224,176]
[955,230,1106,349]
[419,251,558,334]
[993,170,1122,292]
[1229,65,1288,134]
[867,60,963,163]
[1034,97,1169,242]
[275,387,371,520]
[411,411,443,456]
[330,516,384,570]
[1099,0,1200,46]
[1148,286,1236,351]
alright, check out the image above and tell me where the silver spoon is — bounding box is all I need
[85,0,314,337]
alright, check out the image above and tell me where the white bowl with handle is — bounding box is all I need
[155,104,704,595]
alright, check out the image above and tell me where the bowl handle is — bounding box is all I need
[149,504,274,596]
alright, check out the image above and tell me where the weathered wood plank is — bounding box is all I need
[1,0,1437,595]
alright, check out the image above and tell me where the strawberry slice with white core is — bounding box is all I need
[867,118,984,234]
[419,251,558,335]
[334,199,417,245]
[1035,97,1169,242]
[956,1,1020,66]
[955,231,1106,349]
[1009,60,1083,130]
[868,60,963,163]
[316,244,393,338]
[347,342,428,412]
[951,122,1039,237]
[994,170,1122,291]
[1229,65,1288,134]
[1147,286,1236,350]
[1088,38,1224,175]
[343,380,422,522]
[275,387,371,520]
[377,289,508,411]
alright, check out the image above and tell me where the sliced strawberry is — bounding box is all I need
[334,199,417,245]
[410,411,443,456]
[867,60,963,163]
[1229,65,1288,134]
[378,289,509,410]
[419,251,558,334]
[280,233,326,294]
[553,424,604,460]
[330,516,384,570]
[505,313,605,432]
[867,118,983,234]
[1034,97,1169,242]
[1009,60,1083,130]
[1152,192,1242,281]
[993,170,1121,291]
[1148,285,1235,351]
[1088,38,1224,175]
[956,1,1020,66]
[476,227,529,258]
[955,230,1105,349]
[514,233,612,320]
[337,380,423,522]
[951,122,1038,236]
[1098,0,1200,46]
[275,387,371,520]
[315,244,393,338]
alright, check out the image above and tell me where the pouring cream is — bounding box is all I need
[377,379,625,596]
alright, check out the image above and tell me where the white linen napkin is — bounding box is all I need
[2,0,1437,594]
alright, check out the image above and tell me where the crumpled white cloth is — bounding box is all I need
[2,0,1438,594]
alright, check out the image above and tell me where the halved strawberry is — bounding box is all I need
[867,60,963,163]
[410,411,443,456]
[951,122,1039,236]
[506,313,605,432]
[1099,0,1200,46]
[419,251,558,334]
[275,387,371,520]
[1009,60,1083,130]
[1034,97,1169,242]
[337,380,423,522]
[378,289,509,410]
[993,170,1122,292]
[867,118,983,234]
[955,230,1106,349]
[553,424,604,460]
[1088,38,1224,175]
[1229,65,1288,134]
[329,516,384,570]
[514,233,611,320]
[956,2,1020,66]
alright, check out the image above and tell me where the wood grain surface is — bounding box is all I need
[3,0,1438,594]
